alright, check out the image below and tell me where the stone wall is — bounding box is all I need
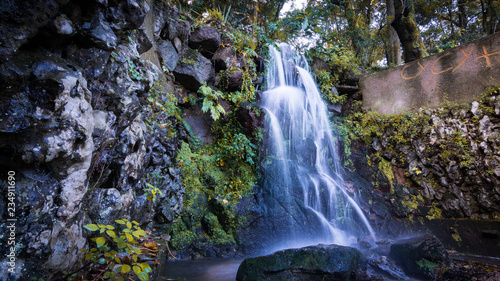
[361,32,500,114]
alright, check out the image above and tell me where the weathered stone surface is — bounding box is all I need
[80,12,118,51]
[0,0,60,61]
[173,48,214,91]
[132,27,153,54]
[188,26,221,58]
[156,39,178,71]
[0,2,185,279]
[182,107,214,145]
[389,234,452,279]
[236,244,361,281]
[361,32,500,114]
[213,47,244,71]
[161,18,190,42]
[226,69,244,91]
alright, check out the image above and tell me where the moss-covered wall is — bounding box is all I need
[341,86,500,238]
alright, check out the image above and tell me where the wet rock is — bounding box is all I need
[0,0,60,61]
[213,47,243,71]
[80,13,118,51]
[236,244,361,281]
[236,103,261,140]
[161,18,190,42]
[107,0,150,30]
[310,56,330,72]
[156,39,178,71]
[226,69,244,91]
[173,48,214,91]
[389,234,452,279]
[131,27,153,54]
[188,26,221,58]
[63,44,111,79]
[182,107,214,145]
[367,255,408,280]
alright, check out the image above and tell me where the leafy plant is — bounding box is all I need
[127,59,141,81]
[198,84,226,121]
[81,219,152,281]
[144,183,163,203]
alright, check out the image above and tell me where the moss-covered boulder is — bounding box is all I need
[236,244,361,281]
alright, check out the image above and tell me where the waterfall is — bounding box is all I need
[260,43,376,249]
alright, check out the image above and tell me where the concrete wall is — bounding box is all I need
[361,32,500,114]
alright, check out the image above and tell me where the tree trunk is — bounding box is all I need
[457,0,468,29]
[390,0,427,63]
[386,0,402,66]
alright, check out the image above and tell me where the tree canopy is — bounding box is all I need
[175,0,499,70]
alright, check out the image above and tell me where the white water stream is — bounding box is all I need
[261,43,376,246]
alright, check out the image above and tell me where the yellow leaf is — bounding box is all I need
[121,264,131,273]
[96,237,106,248]
[133,265,142,276]
[126,233,134,242]
[106,230,117,238]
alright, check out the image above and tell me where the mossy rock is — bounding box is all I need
[236,244,361,281]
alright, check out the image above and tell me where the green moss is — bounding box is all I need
[451,231,462,244]
[426,205,443,220]
[314,70,346,105]
[416,258,439,274]
[378,157,395,193]
[170,112,257,251]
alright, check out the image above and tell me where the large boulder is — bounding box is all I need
[188,26,221,58]
[80,12,118,51]
[173,48,214,91]
[236,244,361,281]
[389,234,452,279]
[156,39,178,71]
[213,47,244,71]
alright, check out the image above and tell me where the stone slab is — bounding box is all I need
[361,32,500,114]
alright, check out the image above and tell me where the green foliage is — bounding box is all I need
[127,59,141,81]
[198,84,226,121]
[81,219,151,281]
[416,258,440,274]
[170,112,257,251]
[313,70,347,104]
[145,78,180,135]
[144,183,163,203]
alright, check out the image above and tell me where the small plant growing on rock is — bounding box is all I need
[198,84,226,121]
[81,219,152,281]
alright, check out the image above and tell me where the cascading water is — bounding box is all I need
[260,43,376,249]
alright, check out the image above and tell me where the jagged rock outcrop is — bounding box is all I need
[188,26,221,58]
[173,48,214,91]
[0,1,186,280]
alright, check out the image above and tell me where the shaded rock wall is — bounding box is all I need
[0,0,188,279]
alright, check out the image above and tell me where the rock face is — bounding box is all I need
[340,87,500,245]
[236,244,361,281]
[0,1,187,279]
[188,26,221,58]
[174,48,214,91]
[390,234,452,279]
